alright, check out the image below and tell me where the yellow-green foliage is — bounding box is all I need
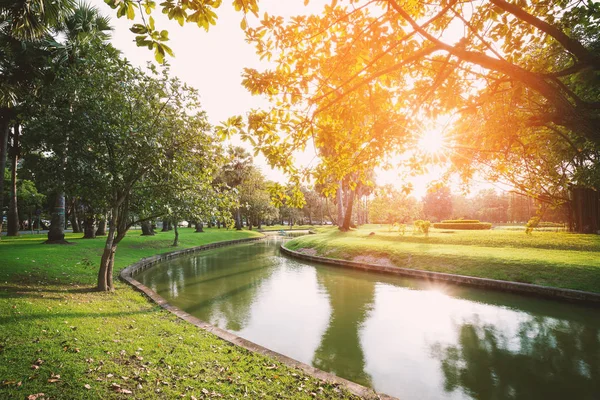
[526,216,541,235]
[413,220,431,236]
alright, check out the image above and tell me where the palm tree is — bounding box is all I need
[45,2,112,242]
[0,0,73,235]
[221,146,253,230]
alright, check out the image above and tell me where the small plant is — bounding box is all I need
[525,216,540,235]
[413,220,431,237]
[397,223,406,236]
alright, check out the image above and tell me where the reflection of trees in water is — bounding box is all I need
[432,316,600,400]
[312,268,376,387]
[171,244,277,332]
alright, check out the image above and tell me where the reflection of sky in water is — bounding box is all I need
[361,285,535,399]
[136,238,600,400]
[237,264,331,365]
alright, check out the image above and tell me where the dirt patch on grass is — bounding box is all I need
[297,248,318,256]
[352,255,396,267]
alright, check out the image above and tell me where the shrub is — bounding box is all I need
[441,219,480,224]
[525,216,540,235]
[413,220,431,236]
[433,222,492,230]
[538,221,565,228]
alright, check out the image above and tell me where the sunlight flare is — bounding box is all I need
[418,129,447,156]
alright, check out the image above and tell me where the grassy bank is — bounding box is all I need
[284,225,600,293]
[0,228,358,399]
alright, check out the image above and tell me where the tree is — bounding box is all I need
[0,0,74,237]
[368,185,422,224]
[218,146,254,230]
[44,2,113,243]
[23,42,222,290]
[423,185,453,222]
[229,1,599,233]
[103,0,258,62]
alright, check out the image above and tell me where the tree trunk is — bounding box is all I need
[98,207,118,291]
[83,213,96,239]
[47,192,66,242]
[141,220,155,236]
[0,115,9,237]
[70,200,81,233]
[172,223,179,246]
[96,214,107,236]
[235,208,242,230]
[7,124,19,236]
[340,190,355,231]
[195,221,204,232]
[216,220,221,229]
[337,181,344,228]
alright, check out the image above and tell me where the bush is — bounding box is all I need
[433,222,492,230]
[525,216,540,235]
[413,220,431,236]
[538,221,565,228]
[441,219,480,224]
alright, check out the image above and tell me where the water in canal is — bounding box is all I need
[135,236,600,400]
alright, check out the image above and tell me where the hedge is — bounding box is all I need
[441,219,480,224]
[433,222,492,230]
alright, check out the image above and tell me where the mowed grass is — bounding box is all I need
[0,228,359,400]
[284,225,600,293]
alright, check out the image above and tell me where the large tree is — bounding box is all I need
[227,1,599,226]
[24,43,223,290]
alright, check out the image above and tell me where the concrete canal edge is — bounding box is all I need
[120,236,395,400]
[280,245,600,305]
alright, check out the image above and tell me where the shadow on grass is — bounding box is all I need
[0,309,153,324]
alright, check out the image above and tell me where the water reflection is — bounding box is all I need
[432,317,600,400]
[136,237,600,400]
[313,267,375,386]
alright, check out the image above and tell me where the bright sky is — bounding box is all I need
[91,0,502,199]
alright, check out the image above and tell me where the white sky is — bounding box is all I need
[91,0,502,199]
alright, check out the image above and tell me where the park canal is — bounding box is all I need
[135,235,600,400]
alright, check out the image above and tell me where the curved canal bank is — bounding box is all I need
[280,245,600,304]
[132,235,600,400]
[121,235,388,400]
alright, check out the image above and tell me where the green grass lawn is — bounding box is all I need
[0,228,358,400]
[284,225,600,293]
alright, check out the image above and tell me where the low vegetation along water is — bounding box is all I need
[135,236,600,400]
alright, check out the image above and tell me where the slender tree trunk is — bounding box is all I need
[141,220,155,236]
[96,213,107,236]
[172,223,179,246]
[0,115,9,237]
[161,219,169,232]
[235,208,242,230]
[340,190,355,231]
[98,207,118,291]
[217,220,221,229]
[7,124,20,236]
[337,182,344,228]
[70,199,81,233]
[195,221,204,233]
